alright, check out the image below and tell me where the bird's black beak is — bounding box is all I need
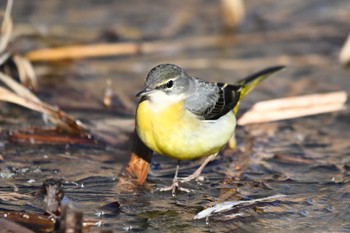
[135,88,154,97]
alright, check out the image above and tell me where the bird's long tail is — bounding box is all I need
[233,66,285,114]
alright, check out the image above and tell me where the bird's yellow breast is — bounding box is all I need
[136,99,236,160]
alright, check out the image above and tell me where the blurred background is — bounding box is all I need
[3,0,350,106]
[0,0,350,232]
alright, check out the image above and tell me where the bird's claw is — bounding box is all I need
[158,178,191,197]
[179,173,205,183]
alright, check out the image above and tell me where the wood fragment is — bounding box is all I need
[238,91,347,125]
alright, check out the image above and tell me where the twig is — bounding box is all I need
[26,42,139,61]
[238,91,347,125]
[194,194,287,220]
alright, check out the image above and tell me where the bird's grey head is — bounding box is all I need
[136,64,192,100]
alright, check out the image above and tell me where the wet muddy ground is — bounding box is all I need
[0,0,350,232]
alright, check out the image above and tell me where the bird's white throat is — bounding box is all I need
[146,90,186,112]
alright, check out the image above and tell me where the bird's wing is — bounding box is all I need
[185,66,285,120]
[200,83,241,120]
[185,79,241,120]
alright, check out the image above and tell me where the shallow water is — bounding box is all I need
[0,0,350,232]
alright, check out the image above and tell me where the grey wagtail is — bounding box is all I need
[136,64,284,195]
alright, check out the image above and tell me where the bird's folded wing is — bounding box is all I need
[185,78,241,120]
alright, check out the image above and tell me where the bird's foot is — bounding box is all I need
[179,171,205,183]
[158,177,191,197]
[179,153,216,183]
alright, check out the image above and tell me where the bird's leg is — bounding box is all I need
[180,153,217,183]
[228,134,237,150]
[158,161,190,196]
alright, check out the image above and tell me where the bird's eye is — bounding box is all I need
[166,80,174,88]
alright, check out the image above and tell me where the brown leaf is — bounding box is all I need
[126,130,153,184]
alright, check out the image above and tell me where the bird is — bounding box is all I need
[135,64,284,195]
